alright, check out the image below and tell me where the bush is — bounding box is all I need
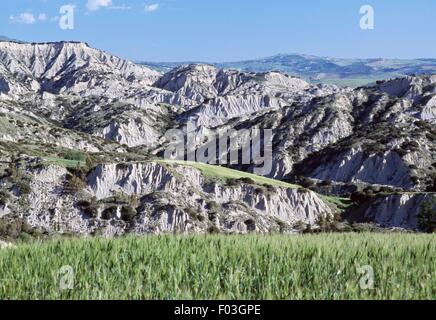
[0,190,10,206]
[297,188,311,194]
[16,181,31,196]
[65,175,86,194]
[0,217,32,239]
[85,154,97,170]
[208,211,218,222]
[351,223,380,233]
[418,200,436,233]
[294,220,308,233]
[64,150,86,162]
[264,184,277,193]
[401,141,420,152]
[298,177,316,189]
[315,215,334,232]
[244,219,256,232]
[319,180,333,187]
[77,198,99,218]
[426,174,436,192]
[350,191,376,204]
[207,225,220,234]
[121,206,137,222]
[101,206,117,220]
[237,177,256,185]
[206,201,221,212]
[226,178,239,187]
[184,207,201,222]
[254,187,265,194]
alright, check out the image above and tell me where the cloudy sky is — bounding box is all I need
[1,0,436,62]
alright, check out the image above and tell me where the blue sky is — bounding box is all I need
[1,0,436,62]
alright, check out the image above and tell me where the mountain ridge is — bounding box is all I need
[0,41,435,236]
[140,53,436,87]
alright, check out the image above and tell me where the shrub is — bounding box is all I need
[64,150,86,162]
[351,223,380,233]
[129,194,139,208]
[0,217,32,239]
[350,191,376,204]
[298,177,316,189]
[401,141,419,152]
[0,190,10,206]
[101,206,117,220]
[319,180,333,187]
[254,187,265,194]
[237,177,256,185]
[121,206,137,222]
[208,211,218,222]
[16,181,31,196]
[63,150,86,162]
[77,200,91,207]
[275,219,288,233]
[294,220,308,233]
[426,174,436,192]
[206,201,221,212]
[418,200,436,233]
[65,175,86,194]
[244,219,256,232]
[226,178,239,187]
[379,186,395,193]
[315,215,334,232]
[297,188,311,194]
[264,184,277,193]
[77,198,99,218]
[184,207,200,221]
[207,225,220,234]
[85,154,97,170]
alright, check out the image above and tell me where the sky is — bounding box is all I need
[1,0,436,62]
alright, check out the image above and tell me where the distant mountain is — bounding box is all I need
[0,35,24,43]
[140,54,436,87]
[0,40,160,98]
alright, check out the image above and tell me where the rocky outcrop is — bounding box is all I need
[308,148,413,188]
[347,193,435,229]
[0,41,160,98]
[14,162,334,236]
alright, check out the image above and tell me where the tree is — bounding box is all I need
[427,174,436,192]
[85,154,97,171]
[418,199,436,233]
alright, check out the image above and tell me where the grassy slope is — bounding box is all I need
[158,160,352,209]
[0,234,434,299]
[158,160,300,189]
[42,157,85,168]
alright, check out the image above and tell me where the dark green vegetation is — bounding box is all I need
[419,199,436,233]
[0,234,434,300]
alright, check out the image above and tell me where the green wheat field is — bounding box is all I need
[0,233,434,300]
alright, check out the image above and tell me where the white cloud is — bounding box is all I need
[109,5,132,11]
[86,0,113,12]
[9,13,36,24]
[38,13,47,21]
[145,4,159,12]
